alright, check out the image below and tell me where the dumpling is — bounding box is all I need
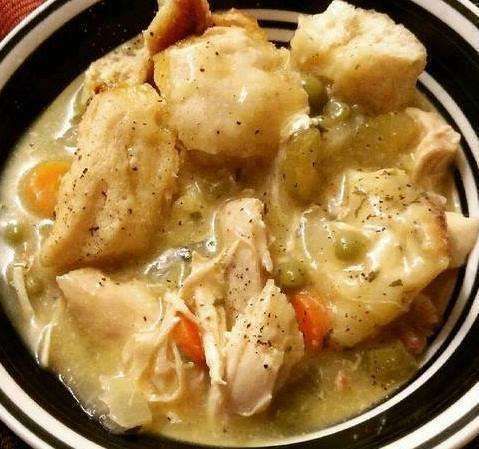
[83,0,212,105]
[290,0,426,113]
[153,25,308,161]
[299,169,449,347]
[41,84,179,271]
[406,107,460,188]
[57,268,160,342]
[82,36,151,105]
[145,0,212,55]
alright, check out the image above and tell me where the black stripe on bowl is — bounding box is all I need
[257,19,297,30]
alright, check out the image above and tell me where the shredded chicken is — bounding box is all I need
[179,250,233,413]
[179,198,273,392]
[406,107,460,188]
[99,292,198,430]
[225,280,304,416]
[446,212,479,268]
[41,84,179,271]
[178,198,304,417]
[218,198,273,321]
[57,268,161,341]
[145,0,212,55]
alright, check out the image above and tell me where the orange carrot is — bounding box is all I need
[291,291,331,351]
[172,314,205,366]
[21,160,70,218]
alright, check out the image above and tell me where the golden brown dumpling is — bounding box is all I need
[41,84,179,271]
[300,169,449,347]
[153,25,308,161]
[291,0,426,113]
[211,9,267,41]
[145,0,212,55]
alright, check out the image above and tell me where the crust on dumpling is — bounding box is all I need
[446,212,479,268]
[211,9,267,41]
[41,84,179,272]
[81,36,152,106]
[145,0,212,55]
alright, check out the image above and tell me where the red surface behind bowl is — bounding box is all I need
[0,0,44,39]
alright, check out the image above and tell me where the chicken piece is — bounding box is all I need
[300,169,450,347]
[446,212,479,268]
[145,0,212,55]
[153,26,308,161]
[225,280,304,416]
[81,37,152,106]
[211,9,267,41]
[406,108,460,188]
[218,198,273,321]
[99,292,196,430]
[180,250,232,392]
[179,250,230,416]
[57,268,160,341]
[41,85,179,271]
[290,0,426,113]
[180,198,276,414]
[181,203,304,417]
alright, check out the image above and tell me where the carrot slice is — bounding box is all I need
[21,160,71,218]
[291,291,331,351]
[172,314,205,365]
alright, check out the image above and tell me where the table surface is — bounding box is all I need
[0,0,478,447]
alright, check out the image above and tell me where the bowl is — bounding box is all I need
[0,0,479,448]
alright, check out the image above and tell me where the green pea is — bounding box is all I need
[277,259,308,289]
[4,222,26,246]
[334,232,366,261]
[302,75,327,114]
